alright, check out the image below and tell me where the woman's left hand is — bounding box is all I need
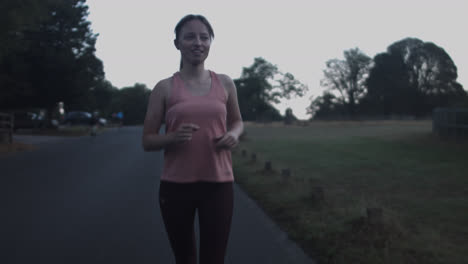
[215,132,239,150]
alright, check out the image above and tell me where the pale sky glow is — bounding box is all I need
[87,0,468,119]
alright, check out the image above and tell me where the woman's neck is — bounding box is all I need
[179,62,207,80]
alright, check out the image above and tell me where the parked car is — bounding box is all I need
[13,109,47,131]
[64,111,93,125]
[98,118,107,126]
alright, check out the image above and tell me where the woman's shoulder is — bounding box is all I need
[213,72,233,82]
[213,72,236,91]
[152,76,173,97]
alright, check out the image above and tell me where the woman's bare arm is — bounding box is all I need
[216,74,244,149]
[142,80,175,151]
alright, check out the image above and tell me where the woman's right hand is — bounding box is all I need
[170,123,200,144]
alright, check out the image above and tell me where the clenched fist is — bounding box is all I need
[171,123,200,144]
[214,131,238,150]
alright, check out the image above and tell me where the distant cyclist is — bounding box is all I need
[90,111,99,136]
[116,111,124,128]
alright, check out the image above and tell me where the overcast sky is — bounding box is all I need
[87,0,468,119]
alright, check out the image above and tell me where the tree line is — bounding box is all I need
[0,0,306,124]
[0,0,150,125]
[230,37,468,121]
[309,40,468,120]
[1,0,466,124]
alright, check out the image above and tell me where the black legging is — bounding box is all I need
[158,181,234,264]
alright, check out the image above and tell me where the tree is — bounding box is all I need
[0,0,59,61]
[235,76,281,121]
[284,107,297,125]
[365,37,466,116]
[235,57,308,121]
[110,83,151,125]
[364,52,413,116]
[307,92,345,120]
[0,0,104,115]
[321,48,371,117]
[89,80,118,117]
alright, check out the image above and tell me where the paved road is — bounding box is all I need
[1,127,315,264]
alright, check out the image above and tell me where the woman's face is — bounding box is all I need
[176,19,212,66]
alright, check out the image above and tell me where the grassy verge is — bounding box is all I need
[233,121,468,264]
[1,126,103,155]
[0,141,37,156]
[14,125,100,137]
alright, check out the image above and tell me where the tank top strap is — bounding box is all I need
[209,71,227,103]
[167,72,185,110]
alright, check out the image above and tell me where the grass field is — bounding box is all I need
[233,121,468,264]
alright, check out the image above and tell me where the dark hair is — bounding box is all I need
[175,14,214,41]
[174,14,215,69]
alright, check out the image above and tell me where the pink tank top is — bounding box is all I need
[162,70,234,183]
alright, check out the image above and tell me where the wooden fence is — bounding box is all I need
[0,112,14,144]
[432,108,468,139]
